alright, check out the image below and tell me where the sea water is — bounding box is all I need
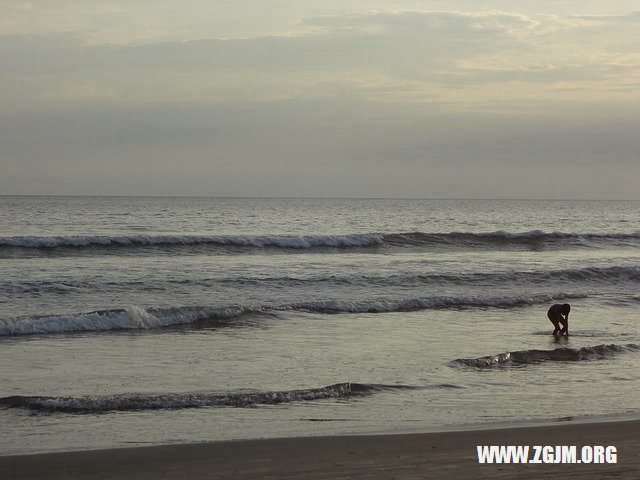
[1,197,639,454]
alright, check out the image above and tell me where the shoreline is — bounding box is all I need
[2,418,638,479]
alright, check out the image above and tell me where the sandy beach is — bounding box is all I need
[1,419,638,480]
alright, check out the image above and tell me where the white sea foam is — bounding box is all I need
[0,306,213,336]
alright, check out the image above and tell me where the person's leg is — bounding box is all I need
[559,317,568,335]
[548,312,560,334]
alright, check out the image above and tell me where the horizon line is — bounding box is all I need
[0,194,638,202]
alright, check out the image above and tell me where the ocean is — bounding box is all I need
[1,196,639,455]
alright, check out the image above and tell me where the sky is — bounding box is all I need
[1,1,639,198]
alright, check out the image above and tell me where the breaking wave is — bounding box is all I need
[0,305,244,336]
[452,344,640,368]
[0,383,417,413]
[0,293,587,336]
[2,230,639,256]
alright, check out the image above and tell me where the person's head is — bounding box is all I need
[561,303,571,315]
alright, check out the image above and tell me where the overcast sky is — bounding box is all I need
[1,1,639,198]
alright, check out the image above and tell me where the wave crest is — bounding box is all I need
[0,233,382,250]
[0,306,223,336]
[2,230,639,256]
[452,344,640,368]
[0,383,416,413]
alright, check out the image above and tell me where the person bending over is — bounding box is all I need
[547,303,570,335]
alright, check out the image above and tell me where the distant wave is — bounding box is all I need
[2,230,638,256]
[0,383,417,413]
[380,230,640,249]
[0,233,382,250]
[3,265,637,296]
[0,294,587,336]
[452,344,640,368]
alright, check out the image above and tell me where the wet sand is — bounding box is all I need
[1,419,638,479]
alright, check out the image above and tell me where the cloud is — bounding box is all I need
[301,10,540,34]
[0,1,187,44]
[569,11,640,22]
[2,8,639,111]
[1,10,533,74]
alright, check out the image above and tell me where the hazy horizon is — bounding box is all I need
[1,1,639,199]
[2,194,639,201]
